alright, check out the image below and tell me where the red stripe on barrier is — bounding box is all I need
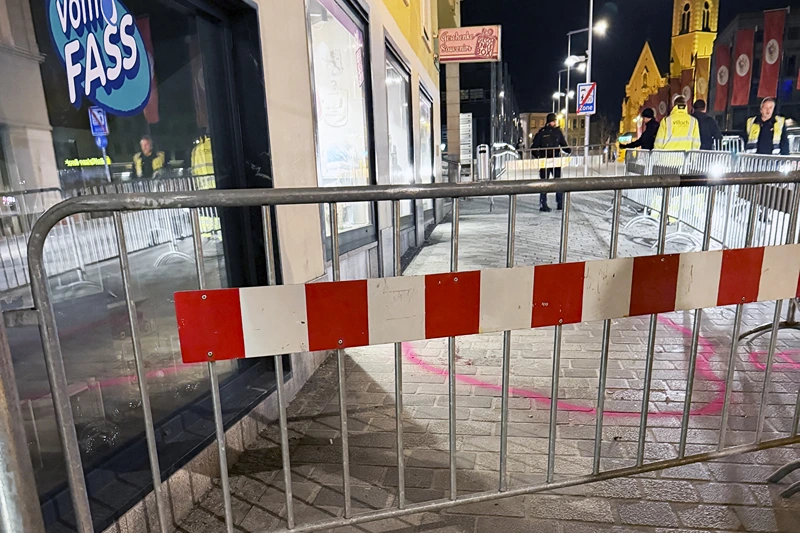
[717,247,764,306]
[629,254,680,316]
[425,271,481,338]
[532,262,585,327]
[175,289,245,363]
[305,280,369,351]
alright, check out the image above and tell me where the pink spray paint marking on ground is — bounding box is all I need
[747,349,800,371]
[403,315,727,417]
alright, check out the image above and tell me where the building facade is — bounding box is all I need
[0,0,457,529]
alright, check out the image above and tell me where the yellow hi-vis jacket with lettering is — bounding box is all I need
[191,137,220,234]
[654,106,701,152]
[746,116,786,155]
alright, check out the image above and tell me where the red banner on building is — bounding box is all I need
[137,17,159,124]
[695,57,711,103]
[758,9,787,99]
[657,86,670,120]
[681,69,694,104]
[713,43,731,111]
[731,29,755,106]
[670,77,681,103]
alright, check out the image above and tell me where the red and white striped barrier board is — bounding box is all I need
[175,245,800,364]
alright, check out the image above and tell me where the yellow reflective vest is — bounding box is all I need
[191,136,214,177]
[654,107,701,152]
[132,151,166,178]
[191,137,220,235]
[746,116,786,155]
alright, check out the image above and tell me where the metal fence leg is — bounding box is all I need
[499,194,517,492]
[392,200,406,509]
[449,197,460,500]
[191,210,234,533]
[0,316,46,533]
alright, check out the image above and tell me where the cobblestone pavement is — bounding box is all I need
[176,192,800,532]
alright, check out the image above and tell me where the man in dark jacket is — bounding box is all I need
[692,100,723,150]
[532,113,571,212]
[620,108,659,151]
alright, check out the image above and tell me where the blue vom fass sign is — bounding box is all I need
[46,0,151,116]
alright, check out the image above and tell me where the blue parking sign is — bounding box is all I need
[88,107,110,137]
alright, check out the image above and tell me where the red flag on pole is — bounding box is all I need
[758,9,787,99]
[656,86,670,120]
[681,69,694,104]
[713,43,731,111]
[670,77,681,103]
[731,29,755,106]
[137,17,159,124]
[695,57,711,102]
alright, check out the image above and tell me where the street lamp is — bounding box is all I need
[567,90,575,99]
[594,19,609,36]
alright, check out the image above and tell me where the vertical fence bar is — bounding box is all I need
[392,200,406,509]
[113,213,168,532]
[190,210,234,533]
[678,187,717,459]
[636,188,670,467]
[448,196,460,500]
[0,316,46,533]
[547,189,571,483]
[499,194,517,492]
[719,185,762,451]
[592,189,622,474]
[261,206,295,529]
[756,184,800,444]
[329,203,352,518]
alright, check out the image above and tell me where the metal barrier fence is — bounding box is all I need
[0,174,219,294]
[624,150,800,251]
[11,170,800,533]
[506,144,622,180]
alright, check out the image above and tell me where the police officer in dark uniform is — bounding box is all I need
[531,113,571,211]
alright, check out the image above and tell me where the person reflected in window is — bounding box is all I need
[133,135,166,179]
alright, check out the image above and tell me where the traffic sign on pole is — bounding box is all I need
[88,107,110,136]
[576,82,597,116]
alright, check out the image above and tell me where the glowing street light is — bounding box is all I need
[567,90,575,99]
[577,63,587,73]
[594,19,609,36]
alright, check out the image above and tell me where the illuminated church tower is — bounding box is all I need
[670,0,719,78]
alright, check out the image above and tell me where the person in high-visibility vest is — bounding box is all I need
[746,97,790,155]
[133,135,166,179]
[191,134,220,235]
[654,96,701,152]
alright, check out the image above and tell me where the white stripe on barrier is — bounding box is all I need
[480,266,535,332]
[367,276,425,345]
[759,244,800,302]
[582,258,633,323]
[241,285,308,357]
[675,251,722,310]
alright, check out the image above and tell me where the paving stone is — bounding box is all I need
[444,496,527,517]
[677,505,742,530]
[617,501,680,527]
[639,479,700,503]
[475,516,563,533]
[528,495,615,523]
[695,483,757,505]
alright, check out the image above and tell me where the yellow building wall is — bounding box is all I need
[382,0,440,83]
[670,0,718,77]
[619,44,667,135]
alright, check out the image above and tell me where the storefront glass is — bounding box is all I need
[3,0,271,526]
[308,0,373,237]
[386,53,414,219]
[420,92,434,211]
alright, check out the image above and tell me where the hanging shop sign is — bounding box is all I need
[46,0,152,115]
[438,26,501,63]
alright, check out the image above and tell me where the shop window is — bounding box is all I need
[386,50,414,223]
[307,0,374,243]
[420,90,434,212]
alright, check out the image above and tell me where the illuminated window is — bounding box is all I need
[702,2,711,31]
[681,3,691,34]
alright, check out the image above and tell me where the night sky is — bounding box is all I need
[461,0,792,121]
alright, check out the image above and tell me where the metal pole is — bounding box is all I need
[678,187,717,458]
[592,189,622,474]
[547,188,571,482]
[261,206,295,529]
[490,62,497,154]
[499,194,517,491]
[448,197,460,500]
[565,37,572,142]
[329,204,353,518]
[102,146,111,183]
[584,0,594,177]
[191,210,234,533]
[636,188,670,467]
[0,317,46,533]
[719,185,762,450]
[392,200,406,509]
[113,213,168,533]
